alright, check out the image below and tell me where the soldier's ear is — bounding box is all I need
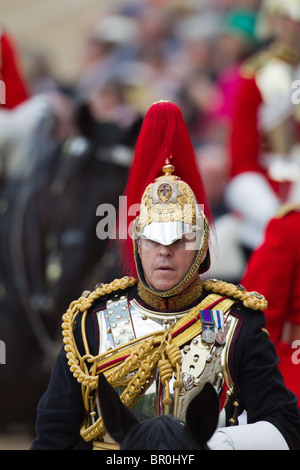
[136,237,142,256]
[97,374,139,444]
[185,382,219,446]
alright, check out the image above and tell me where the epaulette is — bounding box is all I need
[61,276,137,384]
[240,48,272,79]
[240,41,300,79]
[275,203,300,219]
[203,278,268,311]
[78,277,138,312]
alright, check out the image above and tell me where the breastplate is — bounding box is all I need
[94,292,238,422]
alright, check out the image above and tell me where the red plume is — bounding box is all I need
[118,101,212,276]
[0,30,30,109]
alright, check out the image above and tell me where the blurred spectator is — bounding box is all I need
[212,8,259,77]
[76,14,139,103]
[213,7,259,118]
[86,80,138,128]
[25,50,60,96]
[178,8,259,223]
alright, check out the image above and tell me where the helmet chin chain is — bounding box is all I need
[132,159,210,300]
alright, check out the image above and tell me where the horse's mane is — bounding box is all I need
[97,374,219,450]
[121,415,203,450]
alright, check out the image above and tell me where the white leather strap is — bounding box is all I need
[208,421,289,450]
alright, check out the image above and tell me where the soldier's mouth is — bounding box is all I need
[156,266,175,271]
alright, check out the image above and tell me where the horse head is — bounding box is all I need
[97,373,219,450]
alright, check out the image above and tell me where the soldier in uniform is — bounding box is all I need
[242,203,300,408]
[225,0,300,255]
[31,101,300,450]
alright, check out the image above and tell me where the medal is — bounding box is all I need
[202,328,215,344]
[200,310,226,345]
[200,310,215,344]
[215,330,226,345]
[213,310,226,345]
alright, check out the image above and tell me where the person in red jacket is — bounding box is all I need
[241,204,300,406]
[0,26,30,109]
[225,0,300,254]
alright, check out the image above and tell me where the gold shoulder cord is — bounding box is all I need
[62,276,137,388]
[62,277,267,442]
[275,202,300,218]
[202,279,268,311]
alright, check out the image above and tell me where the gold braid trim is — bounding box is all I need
[275,202,300,219]
[62,276,266,442]
[79,326,185,442]
[137,275,203,310]
[62,276,137,392]
[78,293,232,442]
[202,279,268,311]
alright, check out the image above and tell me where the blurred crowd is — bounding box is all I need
[1,2,262,151]
[0,0,263,275]
[2,0,300,310]
[1,0,300,431]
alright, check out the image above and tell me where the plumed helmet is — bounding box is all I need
[134,158,209,247]
[118,101,212,285]
[264,0,300,21]
[132,159,210,298]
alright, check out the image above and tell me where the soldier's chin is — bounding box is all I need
[146,271,178,292]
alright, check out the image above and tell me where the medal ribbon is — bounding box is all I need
[200,310,215,332]
[213,310,224,331]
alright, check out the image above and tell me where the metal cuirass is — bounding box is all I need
[94,292,238,422]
